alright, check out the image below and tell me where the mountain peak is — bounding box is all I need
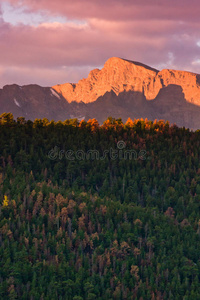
[104,57,159,73]
[53,57,159,103]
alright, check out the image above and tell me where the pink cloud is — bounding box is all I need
[0,0,200,87]
[4,0,200,22]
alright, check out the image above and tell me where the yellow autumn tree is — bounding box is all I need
[3,195,9,207]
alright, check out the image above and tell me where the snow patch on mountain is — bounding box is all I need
[14,98,21,107]
[50,88,60,99]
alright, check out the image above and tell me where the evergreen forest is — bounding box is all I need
[1,113,200,299]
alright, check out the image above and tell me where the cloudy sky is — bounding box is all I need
[0,0,200,88]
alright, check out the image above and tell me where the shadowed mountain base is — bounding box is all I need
[73,85,200,129]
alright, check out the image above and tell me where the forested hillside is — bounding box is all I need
[1,113,200,299]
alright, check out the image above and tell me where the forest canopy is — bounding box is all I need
[1,113,200,299]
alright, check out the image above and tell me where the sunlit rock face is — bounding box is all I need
[53,57,159,103]
[53,57,200,106]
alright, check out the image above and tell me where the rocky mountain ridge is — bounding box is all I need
[1,57,200,129]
